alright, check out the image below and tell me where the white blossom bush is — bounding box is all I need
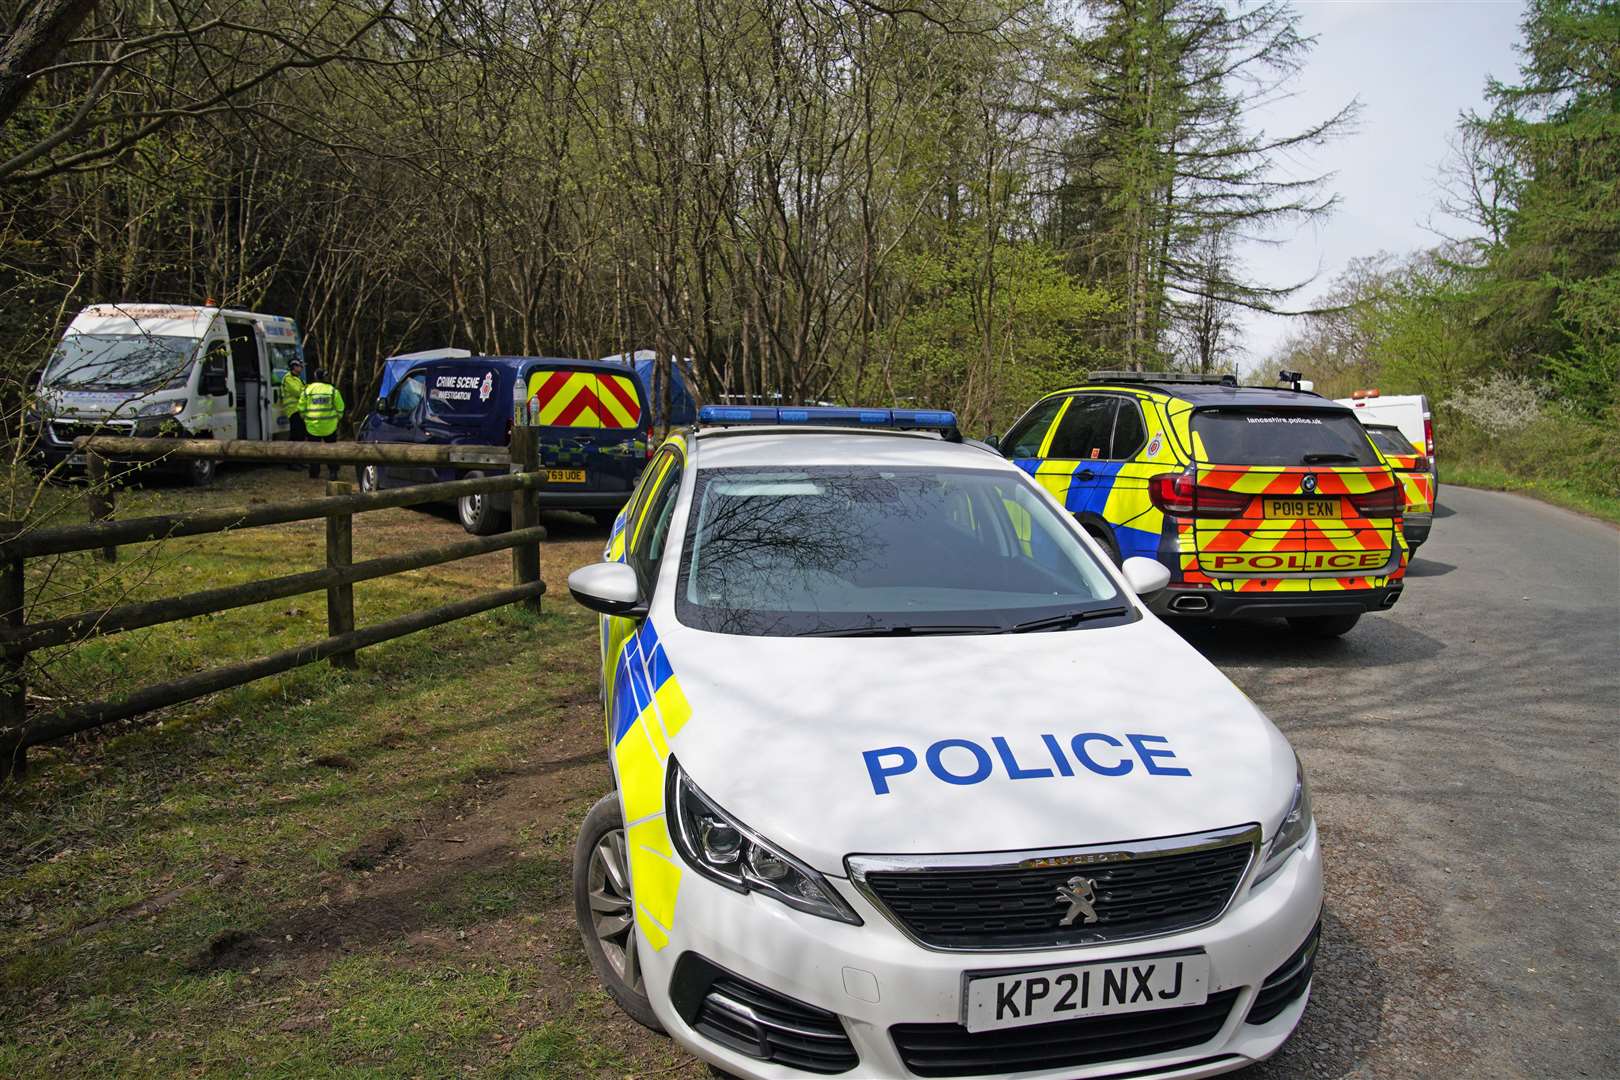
[1443,374,1550,435]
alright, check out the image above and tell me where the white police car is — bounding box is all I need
[567,406,1322,1079]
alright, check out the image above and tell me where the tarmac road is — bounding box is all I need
[1177,487,1620,1079]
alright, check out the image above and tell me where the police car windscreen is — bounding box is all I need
[675,466,1122,637]
[1191,407,1380,466]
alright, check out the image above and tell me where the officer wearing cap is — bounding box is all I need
[281,358,308,468]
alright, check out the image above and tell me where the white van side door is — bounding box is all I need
[196,337,239,440]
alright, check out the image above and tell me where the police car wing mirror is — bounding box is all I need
[567,562,648,618]
[1121,557,1171,598]
[983,433,1001,450]
[375,395,391,414]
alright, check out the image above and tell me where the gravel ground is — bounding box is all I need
[1198,487,1620,1079]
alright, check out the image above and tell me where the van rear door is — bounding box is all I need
[1185,406,1402,588]
[520,364,648,494]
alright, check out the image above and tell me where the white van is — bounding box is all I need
[1333,390,1434,459]
[29,303,305,485]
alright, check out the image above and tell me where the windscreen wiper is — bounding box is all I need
[1302,452,1360,464]
[1006,605,1130,633]
[798,623,1000,637]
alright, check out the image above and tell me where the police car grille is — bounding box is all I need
[890,989,1241,1077]
[861,840,1253,950]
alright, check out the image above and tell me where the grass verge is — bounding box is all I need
[0,467,692,1079]
[1446,461,1620,526]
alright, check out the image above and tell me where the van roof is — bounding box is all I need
[69,304,298,339]
[399,355,637,376]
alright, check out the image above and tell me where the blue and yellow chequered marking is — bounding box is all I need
[606,618,694,952]
[1014,392,1174,561]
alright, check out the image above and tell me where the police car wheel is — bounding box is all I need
[357,464,379,493]
[573,793,664,1033]
[187,457,215,487]
[1286,613,1361,638]
[1082,523,1122,566]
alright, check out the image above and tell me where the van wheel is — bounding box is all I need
[458,471,503,535]
[357,464,379,493]
[187,457,216,487]
[574,793,664,1033]
[1287,614,1360,638]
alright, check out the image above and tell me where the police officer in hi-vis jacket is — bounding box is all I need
[298,370,345,480]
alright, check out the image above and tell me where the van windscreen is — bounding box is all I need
[45,334,197,391]
[1191,407,1380,466]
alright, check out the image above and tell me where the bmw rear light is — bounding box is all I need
[1150,470,1248,518]
[1347,486,1402,518]
[1423,416,1434,458]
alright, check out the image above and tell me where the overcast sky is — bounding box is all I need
[1231,0,1527,371]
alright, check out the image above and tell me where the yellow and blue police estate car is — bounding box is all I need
[565,406,1322,1080]
[994,372,1408,637]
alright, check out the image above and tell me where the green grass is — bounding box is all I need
[1447,461,1620,526]
[0,468,689,1079]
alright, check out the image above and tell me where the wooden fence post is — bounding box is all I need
[85,452,117,563]
[1,532,27,781]
[325,481,357,669]
[509,426,542,613]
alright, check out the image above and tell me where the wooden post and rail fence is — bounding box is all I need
[0,429,552,781]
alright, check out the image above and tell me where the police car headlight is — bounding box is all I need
[668,759,861,925]
[137,400,185,417]
[1256,754,1313,883]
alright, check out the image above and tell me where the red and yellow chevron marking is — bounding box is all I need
[1194,464,1388,496]
[527,371,642,428]
[1172,465,1403,586]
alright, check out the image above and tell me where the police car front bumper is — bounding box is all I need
[642,828,1323,1080]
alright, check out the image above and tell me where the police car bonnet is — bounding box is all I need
[656,614,1296,875]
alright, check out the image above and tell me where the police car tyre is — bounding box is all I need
[357,464,379,493]
[187,456,215,487]
[1082,521,1122,566]
[457,471,504,535]
[1286,613,1361,638]
[573,793,664,1034]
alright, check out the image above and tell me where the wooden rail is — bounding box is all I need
[0,430,550,781]
[76,435,511,468]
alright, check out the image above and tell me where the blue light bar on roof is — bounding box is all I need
[698,405,958,432]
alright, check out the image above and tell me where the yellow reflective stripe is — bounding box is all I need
[653,678,692,739]
[1037,397,1070,458]
[629,454,676,551]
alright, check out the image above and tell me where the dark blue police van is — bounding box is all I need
[357,356,652,534]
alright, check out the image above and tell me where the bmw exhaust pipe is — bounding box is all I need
[1169,594,1213,613]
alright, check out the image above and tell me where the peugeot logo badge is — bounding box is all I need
[1301,473,1318,495]
[1056,875,1100,926]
